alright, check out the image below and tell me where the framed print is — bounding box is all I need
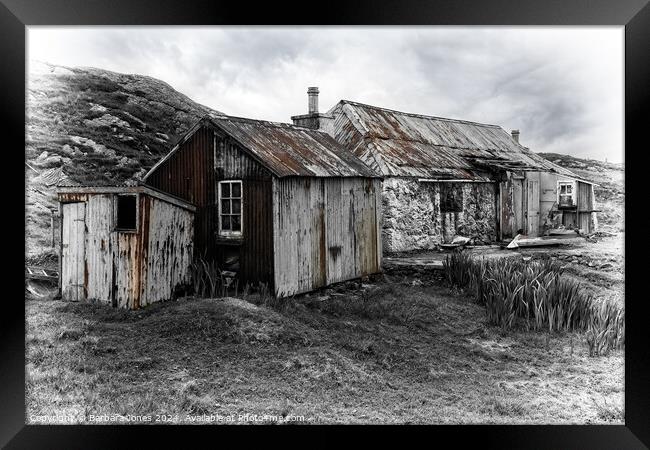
[3,0,648,447]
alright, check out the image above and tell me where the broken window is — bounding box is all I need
[218,180,242,236]
[115,194,137,231]
[440,183,463,213]
[558,181,575,208]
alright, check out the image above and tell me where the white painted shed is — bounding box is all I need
[57,185,196,309]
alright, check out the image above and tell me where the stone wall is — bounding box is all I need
[382,177,497,253]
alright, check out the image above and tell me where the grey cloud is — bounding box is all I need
[28,27,623,162]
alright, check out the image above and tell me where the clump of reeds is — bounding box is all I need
[585,300,625,356]
[443,253,624,356]
[189,258,237,298]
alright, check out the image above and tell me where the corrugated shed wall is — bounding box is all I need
[146,126,215,259]
[273,177,382,297]
[60,192,194,309]
[214,136,275,287]
[237,179,274,288]
[146,126,275,287]
[139,195,194,307]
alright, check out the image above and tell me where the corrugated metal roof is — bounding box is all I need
[328,100,586,181]
[206,116,379,178]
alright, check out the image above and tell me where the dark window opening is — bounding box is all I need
[116,195,137,230]
[440,183,463,213]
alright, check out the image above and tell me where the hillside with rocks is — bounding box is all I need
[26,62,223,256]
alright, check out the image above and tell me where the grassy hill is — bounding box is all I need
[26,62,223,256]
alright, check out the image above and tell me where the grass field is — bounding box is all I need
[25,272,623,425]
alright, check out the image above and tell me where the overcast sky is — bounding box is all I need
[28,27,623,163]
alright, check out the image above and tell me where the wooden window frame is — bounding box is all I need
[113,193,139,233]
[218,180,243,237]
[557,180,576,209]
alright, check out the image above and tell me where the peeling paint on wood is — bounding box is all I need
[60,190,194,309]
[273,177,382,297]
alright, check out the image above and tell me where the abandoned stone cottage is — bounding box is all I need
[292,88,597,253]
[58,115,382,308]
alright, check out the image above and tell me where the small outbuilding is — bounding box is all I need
[144,115,382,298]
[57,185,195,309]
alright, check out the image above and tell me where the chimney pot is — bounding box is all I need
[308,87,319,114]
[511,129,520,143]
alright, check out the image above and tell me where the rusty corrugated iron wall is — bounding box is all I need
[145,125,276,288]
[214,136,274,288]
[146,126,216,259]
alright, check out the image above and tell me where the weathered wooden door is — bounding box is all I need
[61,202,86,301]
[526,180,540,237]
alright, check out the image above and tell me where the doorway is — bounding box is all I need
[61,202,86,301]
[526,180,540,237]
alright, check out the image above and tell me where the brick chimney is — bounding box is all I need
[291,86,333,130]
[511,129,520,143]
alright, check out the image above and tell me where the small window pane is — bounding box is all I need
[222,215,231,230]
[232,182,241,198]
[221,199,231,214]
[232,215,241,232]
[232,199,241,214]
[221,183,231,198]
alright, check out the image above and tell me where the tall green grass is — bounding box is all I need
[443,252,624,355]
[189,258,238,298]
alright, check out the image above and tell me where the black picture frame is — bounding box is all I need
[4,0,648,447]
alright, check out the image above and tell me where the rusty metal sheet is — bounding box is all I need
[328,100,586,181]
[208,116,379,178]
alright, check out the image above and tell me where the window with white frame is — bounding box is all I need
[558,181,575,208]
[218,180,242,236]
